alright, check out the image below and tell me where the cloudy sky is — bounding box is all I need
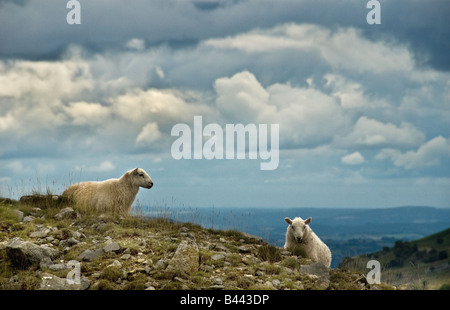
[0,0,449,209]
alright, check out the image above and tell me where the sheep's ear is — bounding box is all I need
[285,217,293,225]
[132,168,139,175]
[305,217,312,225]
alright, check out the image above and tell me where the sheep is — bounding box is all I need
[284,216,332,268]
[62,168,153,215]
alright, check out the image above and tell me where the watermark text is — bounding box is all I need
[171,116,279,170]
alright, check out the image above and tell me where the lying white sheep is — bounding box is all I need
[284,217,332,267]
[62,168,153,215]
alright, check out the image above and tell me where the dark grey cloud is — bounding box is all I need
[0,0,448,71]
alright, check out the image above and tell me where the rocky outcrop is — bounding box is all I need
[4,237,60,269]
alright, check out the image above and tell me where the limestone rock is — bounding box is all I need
[103,240,121,253]
[166,239,199,276]
[300,262,330,289]
[54,207,79,220]
[78,248,105,261]
[30,228,51,238]
[12,209,24,222]
[39,273,90,290]
[5,237,60,269]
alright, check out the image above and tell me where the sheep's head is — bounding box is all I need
[285,217,311,243]
[131,168,154,189]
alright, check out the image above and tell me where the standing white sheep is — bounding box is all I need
[284,217,332,268]
[62,168,153,215]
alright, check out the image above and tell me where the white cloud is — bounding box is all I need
[324,74,388,110]
[0,57,94,136]
[214,71,348,147]
[64,101,110,125]
[111,88,212,124]
[0,58,93,101]
[125,38,146,51]
[214,71,273,122]
[205,23,415,74]
[136,122,163,145]
[341,152,365,165]
[337,116,425,149]
[377,136,450,169]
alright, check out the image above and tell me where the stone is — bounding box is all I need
[5,237,60,269]
[40,273,80,290]
[54,207,78,220]
[166,239,199,275]
[120,254,131,260]
[12,209,24,221]
[211,253,226,261]
[78,248,105,261]
[242,255,261,265]
[103,240,120,253]
[154,259,165,269]
[23,216,35,223]
[300,262,330,289]
[49,263,68,271]
[240,232,263,243]
[237,245,253,253]
[67,237,80,246]
[30,228,51,238]
[108,260,122,268]
[72,231,83,239]
[39,273,90,290]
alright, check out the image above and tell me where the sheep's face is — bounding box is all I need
[132,168,154,189]
[285,217,311,243]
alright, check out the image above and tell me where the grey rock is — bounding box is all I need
[211,253,226,261]
[72,231,83,239]
[30,228,51,238]
[12,209,24,221]
[23,216,35,223]
[39,273,90,290]
[242,255,261,265]
[120,253,131,260]
[5,238,60,269]
[67,237,80,246]
[54,207,79,220]
[108,260,122,268]
[240,232,263,243]
[300,262,330,289]
[154,259,165,269]
[237,245,253,253]
[166,239,199,275]
[272,279,281,287]
[103,240,120,253]
[78,248,104,261]
[300,262,330,277]
[212,243,229,252]
[49,263,68,271]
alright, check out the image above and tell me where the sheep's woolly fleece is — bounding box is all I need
[284,217,332,267]
[62,168,153,215]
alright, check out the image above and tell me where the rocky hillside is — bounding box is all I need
[340,228,450,290]
[0,196,396,290]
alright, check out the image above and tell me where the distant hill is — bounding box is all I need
[339,228,450,290]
